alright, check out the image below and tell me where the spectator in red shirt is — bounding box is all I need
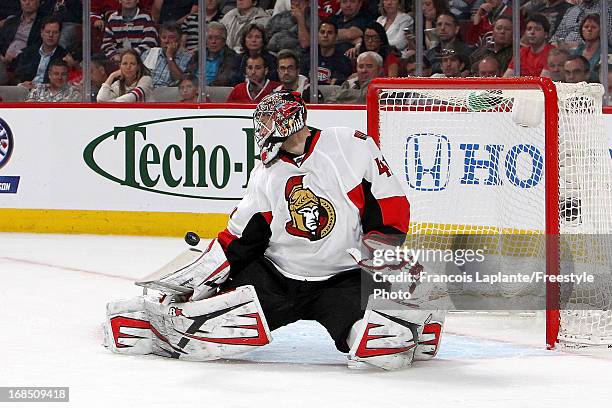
[504,13,554,77]
[227,54,279,103]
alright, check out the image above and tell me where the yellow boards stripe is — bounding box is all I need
[0,209,229,237]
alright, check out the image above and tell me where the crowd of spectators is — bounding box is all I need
[0,0,610,103]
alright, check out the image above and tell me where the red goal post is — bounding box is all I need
[366,77,612,350]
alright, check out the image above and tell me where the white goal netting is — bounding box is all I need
[373,80,612,347]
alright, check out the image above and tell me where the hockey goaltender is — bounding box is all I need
[103,91,445,370]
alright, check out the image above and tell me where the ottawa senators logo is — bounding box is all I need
[284,175,336,241]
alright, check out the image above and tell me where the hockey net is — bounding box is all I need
[367,77,612,349]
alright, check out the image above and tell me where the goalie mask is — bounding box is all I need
[253,91,307,164]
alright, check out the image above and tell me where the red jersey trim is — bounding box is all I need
[278,129,322,167]
[217,229,238,252]
[261,211,273,224]
[377,196,410,233]
[347,184,365,217]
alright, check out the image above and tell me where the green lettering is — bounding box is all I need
[120,126,147,187]
[210,145,230,189]
[241,127,258,188]
[162,144,183,187]
[139,144,160,187]
[183,127,208,187]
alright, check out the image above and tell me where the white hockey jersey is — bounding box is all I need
[218,127,410,281]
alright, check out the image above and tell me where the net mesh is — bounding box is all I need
[375,81,612,346]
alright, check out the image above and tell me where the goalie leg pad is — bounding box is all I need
[104,286,272,361]
[348,297,431,370]
[147,285,272,360]
[104,296,154,355]
[414,310,446,361]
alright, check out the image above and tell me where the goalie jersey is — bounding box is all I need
[218,127,410,281]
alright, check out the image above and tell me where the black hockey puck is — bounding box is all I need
[185,231,200,246]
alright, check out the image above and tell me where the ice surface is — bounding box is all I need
[1,233,611,408]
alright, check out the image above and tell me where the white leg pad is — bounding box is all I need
[348,297,431,370]
[414,310,446,361]
[104,285,272,361]
[104,296,154,355]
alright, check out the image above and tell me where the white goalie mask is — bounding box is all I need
[253,91,307,164]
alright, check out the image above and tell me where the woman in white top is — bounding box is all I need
[376,0,414,53]
[97,49,154,102]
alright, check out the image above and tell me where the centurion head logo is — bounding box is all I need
[0,118,14,170]
[284,175,335,241]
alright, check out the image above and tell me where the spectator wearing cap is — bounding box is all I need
[300,20,352,85]
[424,12,472,75]
[504,13,554,77]
[432,48,466,78]
[541,47,568,82]
[327,51,383,104]
[563,55,590,84]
